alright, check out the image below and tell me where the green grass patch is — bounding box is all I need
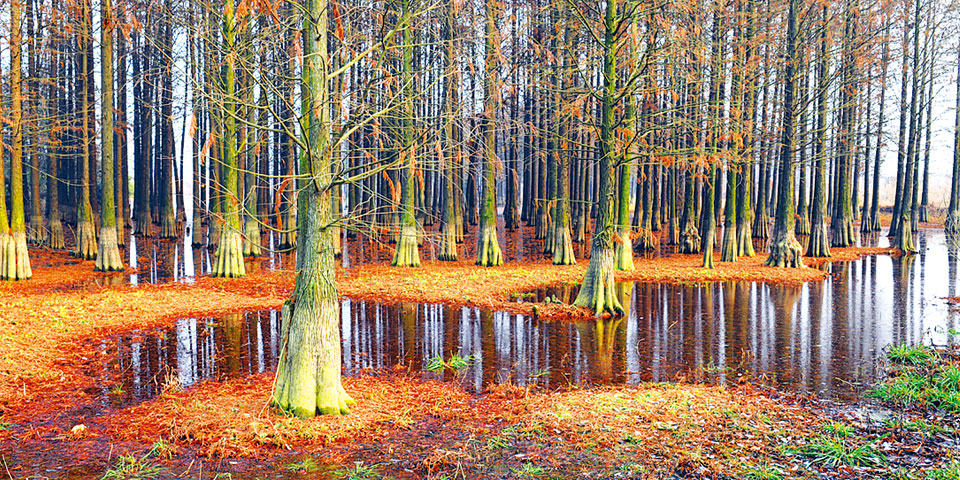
[285,457,320,473]
[425,353,475,374]
[926,460,960,480]
[887,344,938,365]
[743,464,785,480]
[869,345,960,413]
[102,454,162,479]
[334,462,380,480]
[787,434,887,468]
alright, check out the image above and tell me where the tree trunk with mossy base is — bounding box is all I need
[764,0,804,269]
[95,0,123,272]
[830,2,856,249]
[76,0,97,260]
[48,160,64,249]
[615,81,634,270]
[437,0,459,261]
[272,0,354,417]
[868,35,886,234]
[678,172,700,254]
[158,12,177,240]
[212,0,245,277]
[552,156,575,262]
[2,0,31,280]
[895,0,921,254]
[700,4,722,269]
[806,8,831,258]
[573,0,622,316]
[701,166,716,269]
[720,165,738,262]
[476,0,503,267]
[391,0,420,267]
[946,43,960,237]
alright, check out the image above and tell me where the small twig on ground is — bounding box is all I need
[179,459,194,478]
[2,455,13,480]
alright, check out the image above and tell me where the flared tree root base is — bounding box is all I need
[737,224,755,257]
[273,297,356,418]
[806,222,831,258]
[553,227,576,266]
[28,216,44,245]
[633,229,658,252]
[76,220,98,260]
[1,232,32,280]
[573,244,623,316]
[795,216,810,236]
[391,225,421,267]
[49,220,65,250]
[243,220,262,258]
[95,226,125,272]
[134,213,153,236]
[763,234,805,268]
[752,216,769,239]
[830,218,855,248]
[213,227,246,278]
[159,213,177,239]
[678,226,701,254]
[720,226,739,263]
[438,223,458,261]
[476,224,503,267]
[191,218,204,247]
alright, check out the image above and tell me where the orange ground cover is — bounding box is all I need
[103,370,826,478]
[0,242,899,478]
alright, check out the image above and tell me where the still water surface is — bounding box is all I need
[102,229,960,403]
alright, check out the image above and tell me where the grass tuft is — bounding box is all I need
[788,434,887,468]
[102,454,161,479]
[334,462,380,480]
[887,344,937,365]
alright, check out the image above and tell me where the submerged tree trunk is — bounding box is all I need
[272,0,354,417]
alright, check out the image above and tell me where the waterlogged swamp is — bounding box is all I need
[98,229,960,404]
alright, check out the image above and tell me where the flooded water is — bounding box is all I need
[100,229,960,403]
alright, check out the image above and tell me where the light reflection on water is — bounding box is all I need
[102,229,960,403]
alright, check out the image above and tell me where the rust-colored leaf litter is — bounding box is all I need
[0,242,947,479]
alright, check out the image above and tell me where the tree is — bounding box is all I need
[763,0,803,268]
[95,0,123,272]
[475,0,503,267]
[272,0,354,417]
[573,0,626,314]
[211,0,246,277]
[76,0,98,260]
[391,0,421,267]
[893,0,920,254]
[2,0,32,280]
[946,41,960,235]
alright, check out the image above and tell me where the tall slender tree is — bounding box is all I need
[96,0,123,271]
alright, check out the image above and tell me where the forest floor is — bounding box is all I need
[0,233,952,479]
